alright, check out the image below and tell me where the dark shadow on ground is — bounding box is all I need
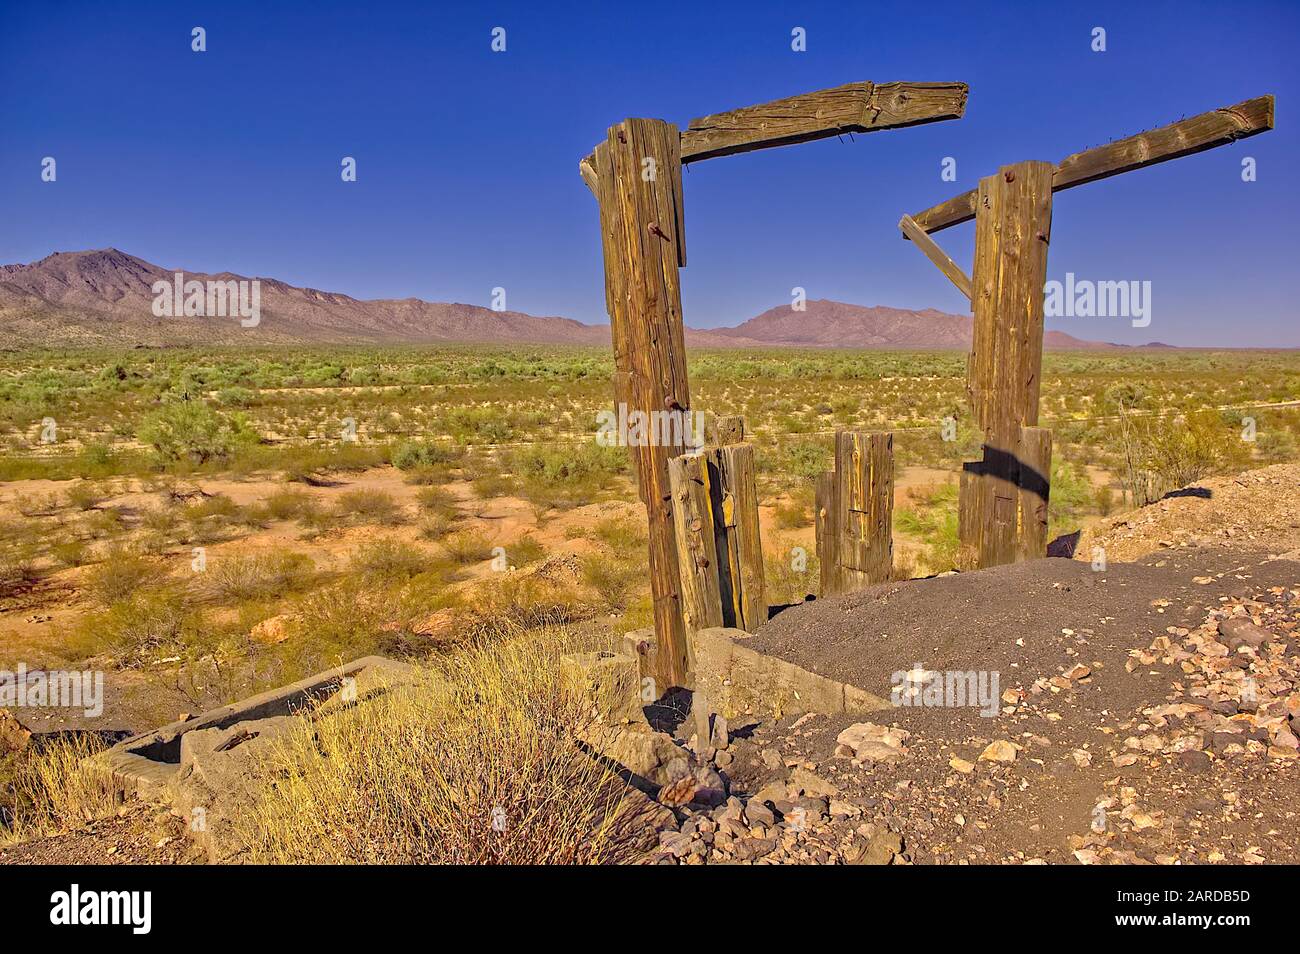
[1163,486,1212,500]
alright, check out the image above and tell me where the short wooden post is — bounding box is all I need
[591,118,692,686]
[669,452,724,635]
[835,430,894,592]
[711,443,766,631]
[959,160,1053,569]
[815,470,840,596]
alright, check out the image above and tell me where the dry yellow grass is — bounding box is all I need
[1,735,123,845]
[234,625,645,864]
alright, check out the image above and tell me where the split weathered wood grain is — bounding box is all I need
[711,443,766,631]
[581,80,968,189]
[681,81,968,163]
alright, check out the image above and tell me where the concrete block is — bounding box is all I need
[689,627,889,721]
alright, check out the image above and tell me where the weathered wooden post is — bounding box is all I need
[836,430,894,590]
[816,430,894,596]
[960,160,1054,567]
[590,118,693,688]
[1017,425,1052,560]
[670,439,767,636]
[705,414,746,447]
[669,452,724,636]
[815,470,840,595]
[711,442,766,630]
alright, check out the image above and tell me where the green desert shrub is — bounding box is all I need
[580,553,643,610]
[392,441,462,471]
[137,401,258,466]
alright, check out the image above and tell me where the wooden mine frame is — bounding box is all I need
[579,81,969,687]
[900,96,1274,570]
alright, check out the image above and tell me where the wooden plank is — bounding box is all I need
[669,453,724,635]
[680,81,968,163]
[835,430,893,591]
[711,443,767,631]
[898,213,972,300]
[592,117,693,687]
[1017,426,1053,561]
[815,470,839,597]
[909,94,1275,234]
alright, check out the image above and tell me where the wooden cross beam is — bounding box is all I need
[581,80,968,192]
[907,95,1274,236]
[679,81,968,162]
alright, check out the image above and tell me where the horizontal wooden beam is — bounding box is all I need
[908,94,1275,235]
[580,81,968,186]
[898,213,972,300]
[680,81,968,163]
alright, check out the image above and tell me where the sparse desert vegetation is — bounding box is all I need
[0,344,1296,861]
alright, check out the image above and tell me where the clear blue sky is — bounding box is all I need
[1,0,1296,346]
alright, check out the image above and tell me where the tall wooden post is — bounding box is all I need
[591,118,692,687]
[959,161,1053,568]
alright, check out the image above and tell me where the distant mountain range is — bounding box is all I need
[0,248,1129,350]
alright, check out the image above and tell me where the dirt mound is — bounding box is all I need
[713,547,1300,864]
[1079,462,1300,563]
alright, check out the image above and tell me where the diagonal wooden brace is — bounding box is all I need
[898,214,972,300]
